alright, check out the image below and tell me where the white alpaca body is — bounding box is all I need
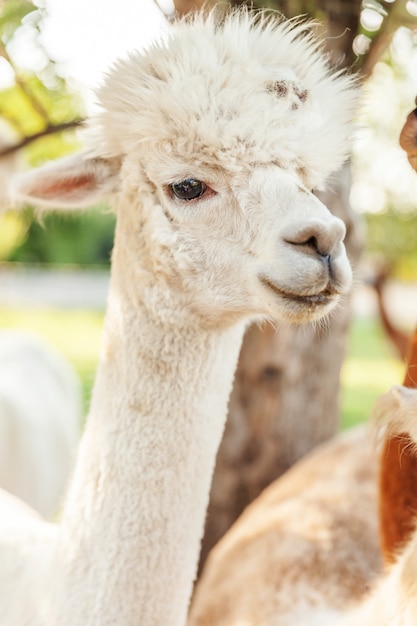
[0,331,81,517]
[1,9,356,626]
[0,489,57,625]
[0,225,248,626]
[0,296,245,625]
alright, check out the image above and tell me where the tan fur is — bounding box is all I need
[189,427,382,626]
[190,364,417,626]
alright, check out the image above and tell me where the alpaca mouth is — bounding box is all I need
[260,277,337,306]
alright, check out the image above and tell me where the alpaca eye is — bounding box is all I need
[170,179,206,201]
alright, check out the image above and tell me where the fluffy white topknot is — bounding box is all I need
[84,8,357,190]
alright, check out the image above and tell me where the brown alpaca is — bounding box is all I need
[379,327,417,563]
[399,97,417,173]
[378,102,417,564]
[370,267,409,361]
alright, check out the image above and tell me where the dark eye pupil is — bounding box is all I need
[171,179,204,200]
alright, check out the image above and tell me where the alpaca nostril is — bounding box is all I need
[305,237,332,262]
[283,219,346,259]
[305,236,318,250]
[304,235,328,256]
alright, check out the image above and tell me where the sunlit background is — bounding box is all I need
[0,0,168,99]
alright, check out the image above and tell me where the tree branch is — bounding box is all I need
[0,43,51,125]
[0,119,84,156]
[360,1,417,78]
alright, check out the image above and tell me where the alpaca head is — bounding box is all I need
[374,385,417,445]
[12,10,356,326]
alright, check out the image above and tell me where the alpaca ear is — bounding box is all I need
[11,153,121,210]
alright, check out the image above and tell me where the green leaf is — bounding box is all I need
[0,1,37,44]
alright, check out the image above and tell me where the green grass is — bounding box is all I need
[0,307,104,418]
[0,307,405,429]
[340,318,405,429]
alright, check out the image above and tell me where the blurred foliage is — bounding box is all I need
[0,0,82,147]
[7,208,116,266]
[1,74,74,138]
[0,211,27,257]
[0,0,115,266]
[0,0,34,43]
[350,23,417,279]
[365,209,417,279]
[1,0,417,272]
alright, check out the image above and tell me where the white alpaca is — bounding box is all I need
[1,10,356,626]
[0,330,81,517]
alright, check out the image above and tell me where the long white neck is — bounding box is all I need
[52,247,246,626]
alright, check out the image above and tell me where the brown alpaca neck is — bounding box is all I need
[379,328,417,564]
[373,276,409,360]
